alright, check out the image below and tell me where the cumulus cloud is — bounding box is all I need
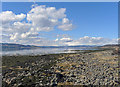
[53,36,118,46]
[1,5,74,45]
[0,11,26,25]
[55,38,59,42]
[65,36,118,46]
[60,37,73,42]
[58,18,73,31]
[1,5,117,46]
[27,5,72,32]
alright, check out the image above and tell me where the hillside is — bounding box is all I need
[0,43,39,51]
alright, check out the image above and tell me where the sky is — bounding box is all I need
[0,2,118,46]
[1,0,120,2]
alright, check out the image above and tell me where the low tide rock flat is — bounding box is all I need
[2,49,120,86]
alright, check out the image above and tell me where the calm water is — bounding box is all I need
[1,47,97,56]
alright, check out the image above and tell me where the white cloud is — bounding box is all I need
[58,24,73,31]
[62,18,69,24]
[60,37,73,42]
[55,38,59,42]
[27,5,69,32]
[10,33,19,40]
[1,5,74,45]
[65,36,118,46]
[21,32,39,39]
[1,5,117,46]
[58,18,73,31]
[0,11,26,24]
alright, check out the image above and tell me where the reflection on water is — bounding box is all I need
[1,47,96,56]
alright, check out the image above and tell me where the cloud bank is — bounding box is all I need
[63,36,118,46]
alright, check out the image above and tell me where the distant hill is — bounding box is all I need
[0,43,40,51]
[0,43,97,51]
[98,44,119,51]
[103,44,119,46]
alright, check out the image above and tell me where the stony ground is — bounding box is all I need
[2,49,120,87]
[54,50,119,86]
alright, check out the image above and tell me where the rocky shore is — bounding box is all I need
[2,49,120,86]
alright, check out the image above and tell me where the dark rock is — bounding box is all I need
[2,81,9,87]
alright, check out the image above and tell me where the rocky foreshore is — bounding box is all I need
[2,49,120,86]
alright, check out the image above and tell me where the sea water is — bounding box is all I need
[1,47,97,56]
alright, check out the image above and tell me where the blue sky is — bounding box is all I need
[1,2,118,46]
[2,2,118,39]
